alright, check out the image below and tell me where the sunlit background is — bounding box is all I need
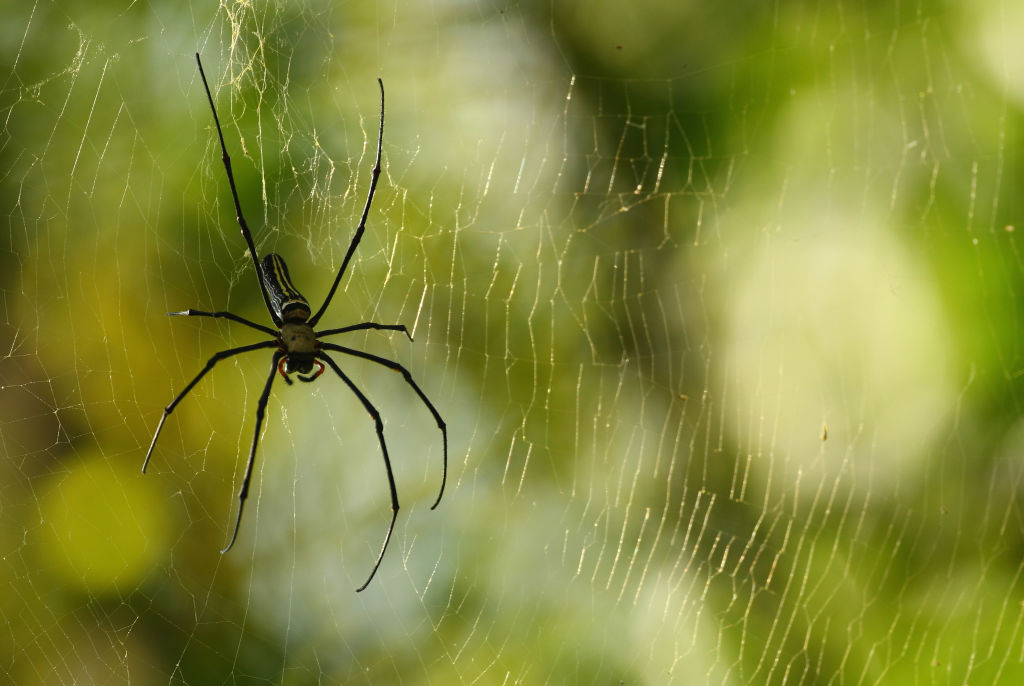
[3,0,1024,683]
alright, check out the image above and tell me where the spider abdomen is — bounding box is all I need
[261,253,310,322]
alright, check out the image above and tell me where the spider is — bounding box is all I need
[143,53,447,592]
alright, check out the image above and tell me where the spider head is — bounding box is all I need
[277,322,324,383]
[286,353,315,374]
[278,354,325,384]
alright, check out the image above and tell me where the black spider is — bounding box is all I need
[143,53,447,592]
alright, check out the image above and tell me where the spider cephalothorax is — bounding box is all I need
[142,53,447,592]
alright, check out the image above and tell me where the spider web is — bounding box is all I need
[3,0,1024,683]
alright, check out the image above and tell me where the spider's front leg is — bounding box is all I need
[222,350,284,553]
[143,340,278,472]
[317,352,398,592]
[320,342,448,509]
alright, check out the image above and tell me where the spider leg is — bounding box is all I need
[195,53,281,328]
[317,322,412,341]
[222,350,284,554]
[169,309,277,336]
[317,352,398,592]
[143,340,278,473]
[308,79,384,327]
[319,342,446,509]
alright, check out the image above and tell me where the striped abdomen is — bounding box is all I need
[261,253,310,322]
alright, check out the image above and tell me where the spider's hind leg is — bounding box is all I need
[316,322,412,341]
[169,309,277,336]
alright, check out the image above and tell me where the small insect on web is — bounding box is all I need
[143,53,447,592]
